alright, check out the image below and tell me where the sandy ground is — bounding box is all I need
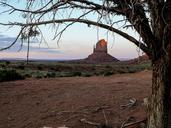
[0,70,151,128]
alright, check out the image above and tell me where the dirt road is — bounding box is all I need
[0,70,151,128]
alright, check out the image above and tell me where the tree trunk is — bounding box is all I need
[148,44,171,128]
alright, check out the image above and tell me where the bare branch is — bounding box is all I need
[0,18,151,55]
[0,27,25,51]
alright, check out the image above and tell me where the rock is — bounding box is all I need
[85,39,119,63]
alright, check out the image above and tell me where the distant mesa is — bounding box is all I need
[85,39,119,63]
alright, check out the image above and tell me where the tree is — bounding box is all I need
[0,0,170,127]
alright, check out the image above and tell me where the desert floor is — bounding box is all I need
[0,70,151,128]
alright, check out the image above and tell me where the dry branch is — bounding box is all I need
[0,18,151,55]
[80,118,112,128]
[121,118,147,128]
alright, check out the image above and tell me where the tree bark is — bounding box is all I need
[148,44,171,128]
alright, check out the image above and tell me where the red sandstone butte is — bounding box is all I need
[85,39,119,63]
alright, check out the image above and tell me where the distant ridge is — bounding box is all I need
[0,58,70,62]
[126,54,150,64]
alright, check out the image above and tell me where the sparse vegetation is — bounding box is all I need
[0,60,151,80]
[46,72,56,78]
[0,69,24,82]
[103,71,114,76]
[37,64,43,70]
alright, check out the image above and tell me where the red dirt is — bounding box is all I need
[0,70,151,128]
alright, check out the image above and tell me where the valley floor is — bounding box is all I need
[0,70,151,128]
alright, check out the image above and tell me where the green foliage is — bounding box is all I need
[0,69,25,82]
[5,61,10,65]
[32,71,46,78]
[72,71,82,76]
[0,62,6,68]
[82,72,94,77]
[46,72,56,78]
[105,65,112,69]
[0,61,151,79]
[103,71,114,76]
[24,73,32,78]
[37,64,43,70]
[17,65,25,70]
[35,75,43,79]
[83,74,92,77]
[58,71,81,77]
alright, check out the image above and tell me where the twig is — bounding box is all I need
[80,118,100,127]
[102,110,108,126]
[121,118,147,128]
[80,118,112,128]
[64,114,88,122]
[0,27,25,51]
[120,117,134,128]
[93,106,110,113]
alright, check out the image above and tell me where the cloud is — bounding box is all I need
[0,34,63,54]
[0,34,5,38]
[0,34,38,44]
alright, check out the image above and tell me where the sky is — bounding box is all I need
[0,1,143,60]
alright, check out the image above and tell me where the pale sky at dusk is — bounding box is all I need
[0,1,143,60]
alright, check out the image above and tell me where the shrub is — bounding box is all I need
[115,69,126,74]
[0,64,5,68]
[127,68,138,73]
[46,72,56,78]
[37,64,43,70]
[83,74,92,77]
[17,65,25,70]
[82,72,93,77]
[94,72,100,76]
[24,73,32,78]
[105,65,112,69]
[103,71,114,76]
[35,75,43,79]
[0,69,25,82]
[5,61,10,65]
[34,71,45,79]
[73,71,81,76]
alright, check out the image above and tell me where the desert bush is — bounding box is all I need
[50,67,56,71]
[0,63,6,68]
[83,74,92,77]
[35,75,43,79]
[24,73,32,78]
[138,63,151,70]
[82,72,93,77]
[33,71,46,78]
[115,69,127,74]
[105,65,112,69]
[94,72,100,76]
[5,61,10,65]
[46,72,56,78]
[0,69,25,82]
[127,68,137,73]
[58,72,71,77]
[37,64,43,70]
[73,71,81,76]
[103,71,114,76]
[58,71,82,77]
[17,65,25,70]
